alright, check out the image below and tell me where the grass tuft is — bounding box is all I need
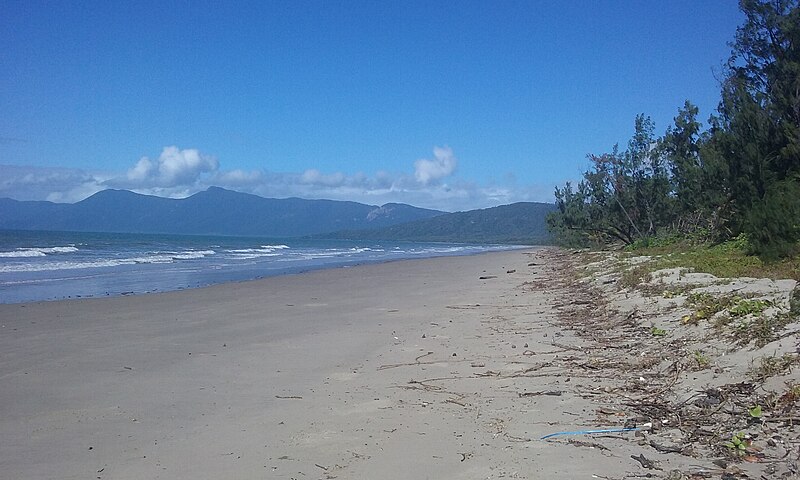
[749,354,800,380]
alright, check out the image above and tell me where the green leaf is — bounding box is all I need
[650,326,667,337]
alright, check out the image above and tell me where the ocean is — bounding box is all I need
[0,230,522,304]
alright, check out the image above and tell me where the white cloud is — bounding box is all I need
[116,146,219,188]
[300,169,346,187]
[0,145,556,211]
[0,165,107,203]
[414,146,457,185]
[213,169,264,186]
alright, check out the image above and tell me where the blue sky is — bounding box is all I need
[1,1,743,211]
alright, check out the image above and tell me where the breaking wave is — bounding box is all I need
[0,246,79,258]
[0,249,216,273]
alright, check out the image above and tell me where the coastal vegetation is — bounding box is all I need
[548,0,800,262]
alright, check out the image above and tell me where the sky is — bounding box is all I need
[1,0,744,212]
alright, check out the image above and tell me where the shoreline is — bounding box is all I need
[0,236,530,305]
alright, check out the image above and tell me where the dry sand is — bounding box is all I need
[1,248,798,479]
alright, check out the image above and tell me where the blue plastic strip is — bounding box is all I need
[540,426,640,440]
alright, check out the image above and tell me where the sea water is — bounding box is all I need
[0,230,521,304]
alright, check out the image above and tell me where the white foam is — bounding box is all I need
[0,250,46,258]
[172,250,216,260]
[349,247,382,253]
[0,259,127,273]
[0,249,215,272]
[225,245,290,259]
[230,253,282,260]
[226,246,287,254]
[0,246,79,258]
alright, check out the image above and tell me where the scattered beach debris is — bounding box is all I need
[551,248,800,477]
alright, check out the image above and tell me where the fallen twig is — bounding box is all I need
[377,358,473,370]
[648,440,684,453]
[630,453,657,470]
[518,390,562,397]
[550,341,584,352]
[567,438,610,451]
[415,351,434,363]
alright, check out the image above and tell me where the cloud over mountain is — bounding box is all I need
[115,146,219,188]
[414,146,457,185]
[0,145,552,211]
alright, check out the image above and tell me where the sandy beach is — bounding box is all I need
[0,249,555,479]
[2,248,798,479]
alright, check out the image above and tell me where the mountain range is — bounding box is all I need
[0,187,554,243]
[319,202,555,244]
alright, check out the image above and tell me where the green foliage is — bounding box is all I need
[625,233,685,251]
[723,432,750,455]
[728,298,772,317]
[669,275,796,345]
[683,292,735,324]
[661,101,707,217]
[548,0,800,260]
[748,405,763,418]
[625,235,800,281]
[744,180,800,260]
[790,286,800,317]
[650,326,667,337]
[713,0,800,258]
[683,290,776,341]
[692,350,711,369]
[548,115,676,247]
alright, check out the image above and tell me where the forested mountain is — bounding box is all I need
[548,0,800,259]
[321,202,555,244]
[0,187,444,237]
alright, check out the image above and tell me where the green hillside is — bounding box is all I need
[321,202,556,244]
